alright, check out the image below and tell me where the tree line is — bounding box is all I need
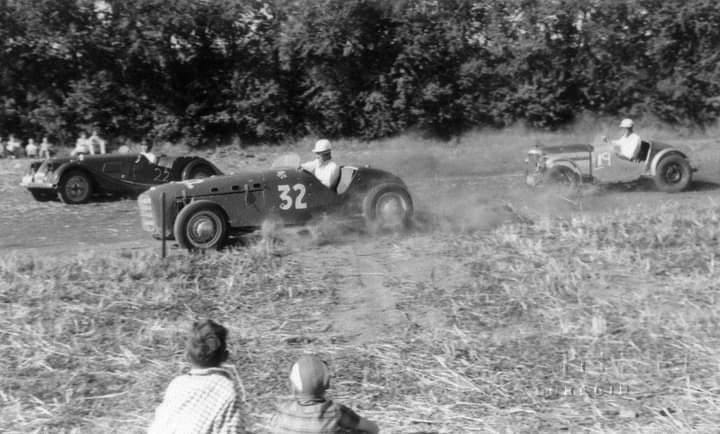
[1,0,718,146]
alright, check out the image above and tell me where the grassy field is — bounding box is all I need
[2,128,720,433]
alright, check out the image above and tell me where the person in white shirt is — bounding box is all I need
[301,139,340,189]
[39,136,53,158]
[605,118,642,161]
[71,132,94,156]
[6,134,23,158]
[89,130,106,154]
[25,138,38,158]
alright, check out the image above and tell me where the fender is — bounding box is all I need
[53,162,95,187]
[649,149,688,176]
[546,159,583,181]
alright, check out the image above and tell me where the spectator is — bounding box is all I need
[25,138,38,158]
[268,354,380,434]
[89,130,107,154]
[71,132,94,156]
[6,134,23,158]
[39,137,53,159]
[148,319,246,434]
[0,136,5,158]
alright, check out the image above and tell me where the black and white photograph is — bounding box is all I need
[2,0,720,432]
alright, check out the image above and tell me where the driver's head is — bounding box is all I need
[619,118,634,133]
[312,139,332,161]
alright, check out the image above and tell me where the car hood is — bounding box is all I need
[535,144,594,154]
[145,171,265,198]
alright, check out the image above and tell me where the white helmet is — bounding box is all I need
[619,118,634,128]
[312,139,331,153]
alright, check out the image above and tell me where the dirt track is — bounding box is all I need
[2,141,720,346]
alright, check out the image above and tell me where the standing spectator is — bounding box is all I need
[6,134,23,158]
[70,132,94,156]
[148,319,246,434]
[25,138,38,158]
[39,137,53,159]
[0,136,5,158]
[268,354,380,434]
[89,130,107,154]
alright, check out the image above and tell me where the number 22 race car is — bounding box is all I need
[20,153,222,204]
[137,154,414,250]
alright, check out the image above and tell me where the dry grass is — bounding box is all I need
[3,127,720,433]
[3,197,720,433]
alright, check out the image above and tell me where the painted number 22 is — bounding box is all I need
[278,184,307,210]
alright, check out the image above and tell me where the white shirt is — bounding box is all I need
[74,137,94,155]
[301,159,340,189]
[141,151,158,164]
[613,132,641,160]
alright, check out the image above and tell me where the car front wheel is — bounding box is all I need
[362,184,413,233]
[173,201,228,251]
[654,155,691,193]
[58,170,93,204]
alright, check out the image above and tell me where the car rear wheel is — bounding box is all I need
[173,201,228,251]
[362,184,413,233]
[58,170,93,204]
[183,163,215,180]
[654,154,691,193]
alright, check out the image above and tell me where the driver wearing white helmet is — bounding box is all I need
[606,118,642,161]
[301,139,341,189]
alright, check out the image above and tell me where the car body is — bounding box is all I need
[525,138,696,193]
[137,154,413,250]
[20,153,222,204]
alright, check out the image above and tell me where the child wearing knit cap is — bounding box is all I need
[269,354,379,433]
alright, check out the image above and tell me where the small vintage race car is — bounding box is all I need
[525,137,696,192]
[21,153,222,204]
[137,154,414,250]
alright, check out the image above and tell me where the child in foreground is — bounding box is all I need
[148,319,245,434]
[268,354,379,433]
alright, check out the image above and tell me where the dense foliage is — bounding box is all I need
[1,0,718,145]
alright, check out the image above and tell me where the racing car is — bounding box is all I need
[21,153,222,204]
[137,154,414,250]
[525,137,696,193]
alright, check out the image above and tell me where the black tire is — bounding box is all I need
[654,154,691,193]
[547,166,580,187]
[58,170,93,204]
[362,184,413,232]
[30,190,56,202]
[173,201,228,251]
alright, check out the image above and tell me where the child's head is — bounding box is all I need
[185,319,229,368]
[289,354,330,399]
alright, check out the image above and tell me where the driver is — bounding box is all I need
[301,139,340,189]
[137,141,157,164]
[606,118,642,161]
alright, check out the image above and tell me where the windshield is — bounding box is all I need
[271,153,301,169]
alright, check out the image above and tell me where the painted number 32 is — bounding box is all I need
[278,184,307,210]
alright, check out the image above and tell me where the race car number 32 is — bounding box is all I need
[278,184,307,210]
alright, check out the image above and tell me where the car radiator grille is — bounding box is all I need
[137,193,156,233]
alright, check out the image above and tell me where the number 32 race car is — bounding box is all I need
[137,154,414,250]
[20,153,222,204]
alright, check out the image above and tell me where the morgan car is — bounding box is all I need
[525,137,696,193]
[20,153,222,204]
[137,154,414,250]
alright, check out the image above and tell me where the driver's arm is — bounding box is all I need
[300,160,315,171]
